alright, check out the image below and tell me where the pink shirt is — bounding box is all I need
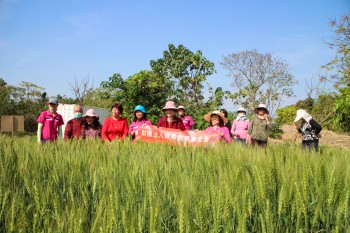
[37,110,64,141]
[231,119,250,139]
[205,126,231,143]
[129,119,152,134]
[179,115,194,130]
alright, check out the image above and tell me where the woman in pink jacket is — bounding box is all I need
[231,107,250,144]
[204,110,231,143]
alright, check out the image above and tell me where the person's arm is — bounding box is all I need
[231,120,236,136]
[223,127,231,143]
[179,120,186,131]
[121,119,129,140]
[101,118,110,141]
[37,123,43,143]
[309,119,322,135]
[64,121,72,140]
[58,126,63,140]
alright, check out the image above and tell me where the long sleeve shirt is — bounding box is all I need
[64,118,84,140]
[205,126,232,143]
[298,119,322,142]
[101,117,129,141]
[231,119,250,139]
[179,115,195,130]
[247,115,271,141]
[157,116,186,130]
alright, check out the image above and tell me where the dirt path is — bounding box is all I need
[273,125,350,150]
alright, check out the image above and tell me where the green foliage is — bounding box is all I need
[0,135,349,232]
[310,94,337,130]
[322,14,350,88]
[118,70,173,124]
[275,105,297,125]
[295,97,314,113]
[268,122,283,139]
[150,44,216,109]
[0,79,47,132]
[333,87,350,132]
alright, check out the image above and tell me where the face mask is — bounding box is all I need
[74,113,82,118]
[238,113,245,117]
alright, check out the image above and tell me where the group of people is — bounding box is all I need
[37,98,322,151]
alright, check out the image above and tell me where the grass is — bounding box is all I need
[0,134,349,232]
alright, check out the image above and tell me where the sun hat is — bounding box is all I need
[237,107,246,114]
[84,109,98,118]
[204,110,228,124]
[134,105,147,114]
[177,105,186,110]
[254,103,269,114]
[48,97,58,105]
[162,101,177,111]
[294,109,312,122]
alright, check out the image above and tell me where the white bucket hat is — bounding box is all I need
[237,107,246,114]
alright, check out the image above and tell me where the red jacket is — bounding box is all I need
[102,117,129,141]
[64,118,84,140]
[157,116,186,130]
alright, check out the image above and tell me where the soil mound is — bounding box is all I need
[279,125,350,150]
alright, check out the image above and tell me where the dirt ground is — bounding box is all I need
[271,125,350,150]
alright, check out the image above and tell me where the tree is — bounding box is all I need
[220,49,296,116]
[118,70,172,123]
[322,14,350,88]
[69,76,92,106]
[150,44,216,109]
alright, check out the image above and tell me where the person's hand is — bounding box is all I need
[293,122,298,131]
[131,131,135,136]
[264,114,270,124]
[246,134,252,144]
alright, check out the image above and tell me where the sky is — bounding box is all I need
[1,0,349,111]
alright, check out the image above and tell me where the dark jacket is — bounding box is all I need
[157,116,186,130]
[298,119,322,142]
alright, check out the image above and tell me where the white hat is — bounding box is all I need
[177,105,186,110]
[237,107,246,113]
[294,109,312,122]
[254,103,269,114]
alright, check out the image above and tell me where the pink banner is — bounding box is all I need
[135,125,221,146]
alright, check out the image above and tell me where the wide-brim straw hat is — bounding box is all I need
[254,103,269,114]
[294,109,306,122]
[204,110,228,124]
[162,101,178,111]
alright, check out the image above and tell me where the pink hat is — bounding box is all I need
[162,101,177,111]
[84,109,98,118]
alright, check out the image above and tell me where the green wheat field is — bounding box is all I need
[0,134,349,232]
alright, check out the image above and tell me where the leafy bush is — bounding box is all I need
[275,105,297,125]
[268,122,283,139]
